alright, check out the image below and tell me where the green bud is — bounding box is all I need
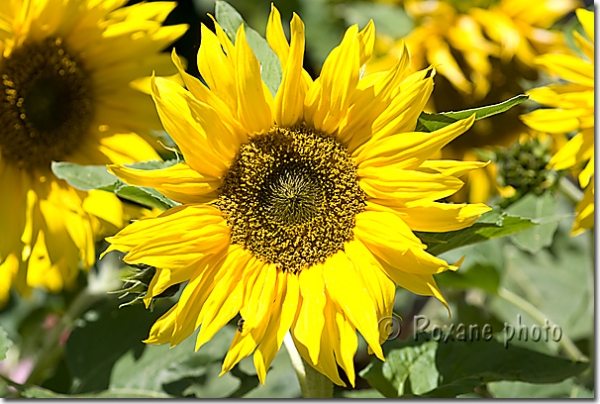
[110,263,180,310]
[494,137,561,206]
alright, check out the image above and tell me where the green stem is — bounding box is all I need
[497,287,586,362]
[558,177,583,205]
[25,287,101,385]
[283,332,333,398]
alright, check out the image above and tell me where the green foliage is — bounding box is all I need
[22,386,172,398]
[215,0,282,96]
[51,162,117,191]
[415,208,536,256]
[488,378,594,399]
[437,263,501,294]
[10,296,300,399]
[504,193,562,253]
[415,95,529,132]
[0,325,12,361]
[489,233,594,343]
[339,1,414,38]
[361,336,588,398]
[51,161,179,210]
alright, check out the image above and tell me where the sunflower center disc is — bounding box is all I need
[217,125,366,272]
[0,38,93,168]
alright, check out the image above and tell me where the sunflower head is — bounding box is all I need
[105,5,491,387]
[0,0,186,306]
[520,8,594,235]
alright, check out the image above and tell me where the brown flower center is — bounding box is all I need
[217,125,366,273]
[0,37,94,168]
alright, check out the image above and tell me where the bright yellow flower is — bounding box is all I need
[369,0,580,99]
[105,6,490,386]
[522,8,594,235]
[0,0,186,306]
[366,0,579,203]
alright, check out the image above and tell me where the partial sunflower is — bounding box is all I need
[104,6,491,386]
[0,0,187,307]
[367,0,580,203]
[521,8,594,235]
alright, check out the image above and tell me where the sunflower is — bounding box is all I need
[521,8,594,235]
[105,6,491,386]
[366,0,580,203]
[0,0,187,306]
[369,0,580,99]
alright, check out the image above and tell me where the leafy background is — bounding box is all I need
[0,0,594,399]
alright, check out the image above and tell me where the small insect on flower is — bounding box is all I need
[104,5,491,386]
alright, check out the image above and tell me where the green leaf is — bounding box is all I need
[489,231,594,343]
[415,95,529,132]
[361,336,588,398]
[436,264,500,294]
[51,162,118,191]
[215,0,282,96]
[109,324,239,398]
[488,378,594,399]
[415,208,536,256]
[51,161,179,209]
[338,389,386,398]
[0,326,12,361]
[125,159,178,171]
[504,193,562,253]
[65,298,173,393]
[239,347,302,398]
[340,1,414,38]
[361,341,439,397]
[113,183,177,210]
[22,386,173,398]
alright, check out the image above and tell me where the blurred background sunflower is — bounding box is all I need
[0,0,185,306]
[364,0,582,202]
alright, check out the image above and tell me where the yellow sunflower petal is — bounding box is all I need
[572,177,594,235]
[323,251,383,360]
[235,25,273,134]
[536,54,594,87]
[253,271,299,385]
[307,25,360,134]
[386,202,491,232]
[291,330,346,387]
[547,131,592,170]
[150,76,228,177]
[194,249,256,350]
[104,204,230,269]
[293,263,327,364]
[273,13,306,127]
[143,304,179,345]
[576,8,594,45]
[357,115,475,168]
[367,68,436,145]
[359,168,465,203]
[108,162,220,204]
[344,239,395,324]
[197,23,237,114]
[520,108,585,134]
[355,211,457,275]
[357,20,375,66]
